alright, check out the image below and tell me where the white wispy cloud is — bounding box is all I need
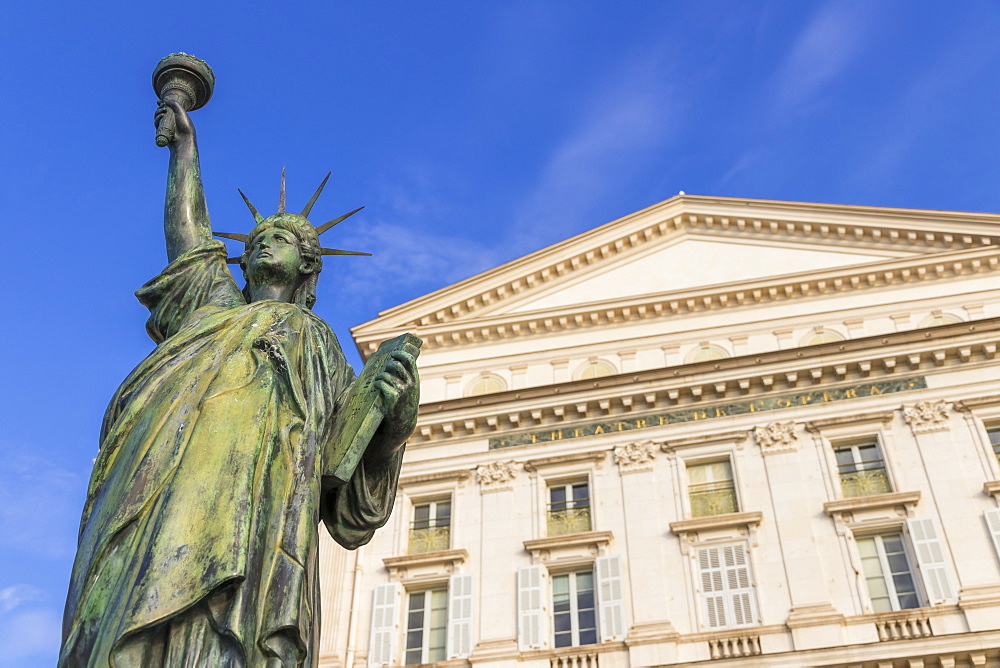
[510,44,682,249]
[0,585,44,613]
[0,607,62,665]
[0,441,86,561]
[769,2,877,116]
[319,219,503,315]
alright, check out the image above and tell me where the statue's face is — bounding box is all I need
[246,227,306,286]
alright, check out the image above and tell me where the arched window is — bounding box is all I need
[686,344,729,364]
[574,359,617,381]
[919,311,962,327]
[801,328,845,346]
[466,374,507,397]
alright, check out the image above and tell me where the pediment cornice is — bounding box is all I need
[356,245,1000,355]
[411,318,1000,445]
[354,196,1000,350]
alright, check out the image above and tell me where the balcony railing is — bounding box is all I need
[408,525,450,554]
[547,506,592,536]
[689,486,738,518]
[839,468,891,497]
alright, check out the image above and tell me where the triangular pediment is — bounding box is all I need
[353,195,1000,351]
[505,234,901,315]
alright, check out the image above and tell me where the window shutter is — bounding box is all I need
[722,545,756,627]
[986,509,1000,561]
[596,555,627,641]
[697,547,728,629]
[517,565,544,651]
[368,582,399,666]
[447,574,474,659]
[906,517,956,604]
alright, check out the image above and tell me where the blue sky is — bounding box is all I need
[4,1,1000,664]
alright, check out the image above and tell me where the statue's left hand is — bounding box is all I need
[371,350,419,454]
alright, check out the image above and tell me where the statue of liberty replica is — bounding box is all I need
[60,54,420,667]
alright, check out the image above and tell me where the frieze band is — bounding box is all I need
[488,377,927,449]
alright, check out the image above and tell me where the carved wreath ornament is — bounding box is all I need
[613,441,657,472]
[902,401,952,434]
[753,422,798,453]
[476,460,519,491]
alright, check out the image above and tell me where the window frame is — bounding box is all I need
[551,569,598,648]
[855,531,921,613]
[832,436,892,498]
[685,458,740,518]
[573,358,617,381]
[409,497,452,554]
[403,586,449,665]
[546,479,593,537]
[465,373,507,397]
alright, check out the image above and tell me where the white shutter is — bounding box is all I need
[907,517,956,604]
[517,565,544,650]
[985,509,1000,561]
[368,582,399,666]
[697,547,727,629]
[596,555,626,641]
[447,574,474,659]
[722,545,756,627]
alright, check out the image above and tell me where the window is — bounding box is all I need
[548,481,591,536]
[552,571,597,648]
[517,556,626,651]
[688,460,738,517]
[367,575,474,667]
[467,374,506,397]
[687,344,728,364]
[989,426,1000,467]
[834,439,891,497]
[802,328,844,345]
[856,533,919,613]
[405,588,448,664]
[697,544,757,630]
[409,499,451,554]
[919,311,962,327]
[574,359,616,380]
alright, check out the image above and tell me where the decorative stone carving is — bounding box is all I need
[902,401,952,434]
[754,422,798,454]
[614,441,657,472]
[476,460,520,491]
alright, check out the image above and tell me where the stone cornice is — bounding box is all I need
[355,195,1000,341]
[522,530,614,555]
[669,511,764,536]
[357,246,1000,354]
[823,491,921,516]
[411,319,1000,445]
[382,548,469,573]
[398,469,472,487]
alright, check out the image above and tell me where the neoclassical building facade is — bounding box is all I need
[317,196,1000,667]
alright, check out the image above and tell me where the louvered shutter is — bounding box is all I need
[906,517,956,604]
[447,574,474,659]
[697,547,727,629]
[368,582,399,666]
[722,545,756,627]
[596,555,626,641]
[517,565,544,650]
[985,509,1000,561]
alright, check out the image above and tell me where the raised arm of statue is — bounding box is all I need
[155,99,212,262]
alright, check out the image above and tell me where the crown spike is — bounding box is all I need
[321,248,373,256]
[236,189,264,223]
[277,166,287,213]
[215,232,250,243]
[226,256,242,264]
[316,206,365,235]
[301,172,331,218]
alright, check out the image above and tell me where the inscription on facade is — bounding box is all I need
[488,377,927,449]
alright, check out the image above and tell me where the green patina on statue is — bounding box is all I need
[60,55,420,667]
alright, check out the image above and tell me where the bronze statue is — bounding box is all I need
[60,54,420,667]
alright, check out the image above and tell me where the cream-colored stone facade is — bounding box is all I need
[318,196,1000,667]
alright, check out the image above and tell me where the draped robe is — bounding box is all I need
[60,241,402,667]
